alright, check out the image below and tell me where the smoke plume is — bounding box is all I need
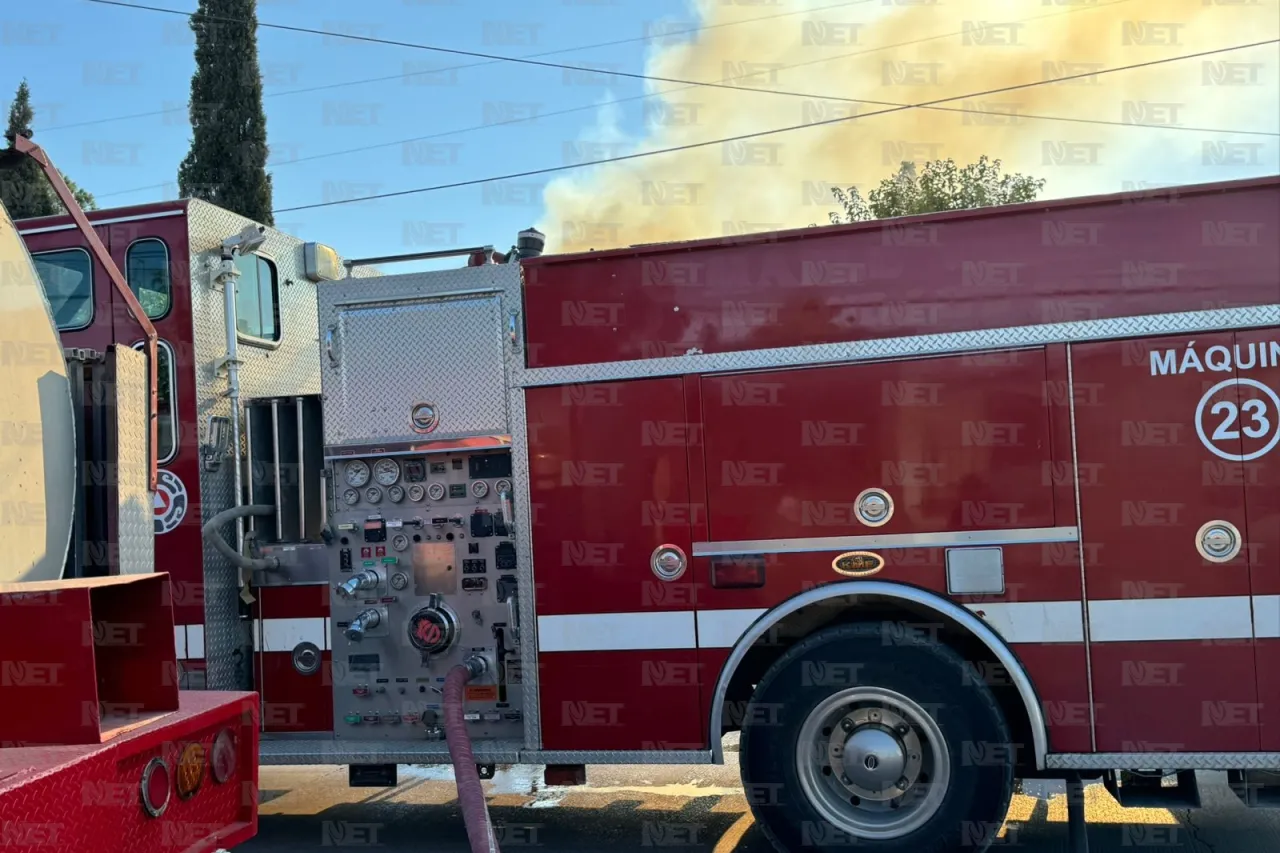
[539,0,1279,254]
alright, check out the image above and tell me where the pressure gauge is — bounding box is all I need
[374,459,401,486]
[365,486,383,504]
[495,479,512,495]
[391,534,410,553]
[390,572,409,590]
[342,488,360,506]
[345,460,370,487]
[471,480,489,499]
[427,482,446,502]
[387,485,405,504]
[408,484,426,503]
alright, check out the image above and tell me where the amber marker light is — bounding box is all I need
[176,742,206,800]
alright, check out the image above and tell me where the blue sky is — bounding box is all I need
[3,0,1278,267]
[2,0,694,263]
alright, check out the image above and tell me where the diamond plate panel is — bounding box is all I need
[327,294,505,444]
[259,738,522,765]
[1046,753,1280,771]
[111,344,154,575]
[316,266,521,446]
[527,750,712,765]
[257,739,711,766]
[508,386,541,750]
[187,200,338,690]
[512,304,1280,388]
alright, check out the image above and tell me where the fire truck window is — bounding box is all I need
[125,239,170,319]
[132,340,177,463]
[31,248,93,330]
[233,252,280,342]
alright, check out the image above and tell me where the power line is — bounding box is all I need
[95,0,967,101]
[92,0,1275,139]
[87,0,1277,202]
[49,0,876,132]
[272,40,1279,214]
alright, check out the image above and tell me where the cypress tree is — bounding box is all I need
[177,0,274,225]
[2,80,97,218]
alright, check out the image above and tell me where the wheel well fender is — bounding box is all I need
[707,581,1049,771]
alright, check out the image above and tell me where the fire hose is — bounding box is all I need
[201,504,280,572]
[445,655,502,853]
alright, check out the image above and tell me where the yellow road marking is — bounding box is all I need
[1042,786,1178,825]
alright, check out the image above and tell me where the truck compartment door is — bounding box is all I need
[323,291,508,446]
[699,350,1059,543]
[527,378,704,750]
[1073,333,1258,752]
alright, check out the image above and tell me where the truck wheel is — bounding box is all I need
[739,622,1014,853]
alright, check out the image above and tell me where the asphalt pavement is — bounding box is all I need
[242,749,1280,852]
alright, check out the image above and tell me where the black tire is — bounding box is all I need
[739,621,1014,853]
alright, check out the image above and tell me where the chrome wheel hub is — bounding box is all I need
[796,687,950,840]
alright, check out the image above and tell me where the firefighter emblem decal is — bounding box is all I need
[153,469,188,535]
[410,402,439,434]
[832,551,885,578]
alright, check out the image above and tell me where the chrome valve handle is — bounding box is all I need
[345,607,385,642]
[336,568,383,600]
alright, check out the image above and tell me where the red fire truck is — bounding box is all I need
[18,172,1280,852]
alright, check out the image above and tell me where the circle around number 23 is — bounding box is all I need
[1195,377,1280,462]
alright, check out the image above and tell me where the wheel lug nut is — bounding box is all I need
[897,777,910,789]
[841,775,851,785]
[841,719,854,732]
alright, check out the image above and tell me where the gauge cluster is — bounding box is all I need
[335,452,513,512]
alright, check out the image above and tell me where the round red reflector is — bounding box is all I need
[140,756,171,818]
[211,728,237,784]
[176,742,206,800]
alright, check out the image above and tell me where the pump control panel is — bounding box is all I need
[328,448,522,741]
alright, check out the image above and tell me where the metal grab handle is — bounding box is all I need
[507,593,520,643]
[499,488,515,537]
[507,311,520,350]
[325,325,339,367]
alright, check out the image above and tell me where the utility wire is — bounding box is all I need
[87,0,1278,139]
[272,39,1278,214]
[86,0,1277,201]
[50,0,876,132]
[95,0,986,101]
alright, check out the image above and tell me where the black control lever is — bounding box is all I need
[492,623,509,703]
[495,575,517,604]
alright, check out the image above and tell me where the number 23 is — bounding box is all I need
[1211,399,1272,441]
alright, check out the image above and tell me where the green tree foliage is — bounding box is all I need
[2,80,97,218]
[177,0,274,225]
[63,175,96,212]
[830,156,1046,224]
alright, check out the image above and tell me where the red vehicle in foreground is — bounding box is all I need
[15,137,1280,852]
[1,136,259,853]
[0,576,259,853]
